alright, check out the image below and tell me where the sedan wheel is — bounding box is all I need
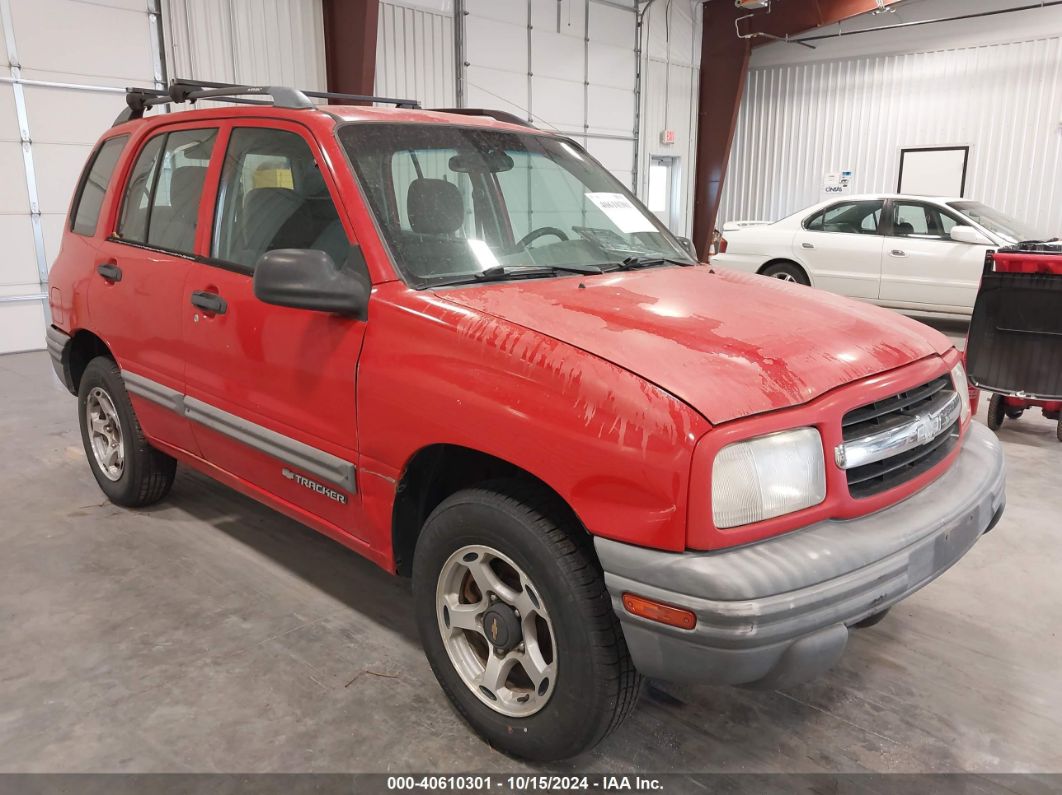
[761,262,810,286]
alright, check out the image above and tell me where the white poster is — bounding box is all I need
[586,193,656,234]
[822,170,853,198]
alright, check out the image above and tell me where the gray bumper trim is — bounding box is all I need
[45,325,72,392]
[596,422,1006,688]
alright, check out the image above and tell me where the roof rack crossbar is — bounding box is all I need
[301,89,420,108]
[114,78,422,126]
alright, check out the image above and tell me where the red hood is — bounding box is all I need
[436,266,952,425]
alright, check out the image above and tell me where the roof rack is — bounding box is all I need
[430,108,535,128]
[114,78,421,125]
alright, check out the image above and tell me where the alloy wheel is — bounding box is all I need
[435,544,557,717]
[85,386,125,481]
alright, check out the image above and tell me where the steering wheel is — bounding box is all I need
[517,226,569,249]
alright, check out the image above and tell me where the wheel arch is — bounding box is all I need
[63,329,114,395]
[391,443,586,577]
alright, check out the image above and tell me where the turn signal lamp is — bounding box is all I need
[622,593,697,630]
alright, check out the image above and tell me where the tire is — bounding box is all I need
[1057,417,1062,443]
[412,480,641,761]
[853,607,890,629]
[987,393,1005,431]
[1005,407,1024,420]
[77,356,176,507]
[761,261,810,286]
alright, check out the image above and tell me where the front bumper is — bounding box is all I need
[595,422,1006,689]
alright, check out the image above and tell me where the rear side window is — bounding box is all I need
[804,200,883,235]
[116,128,217,255]
[70,135,128,236]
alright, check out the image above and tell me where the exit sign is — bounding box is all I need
[659,130,676,145]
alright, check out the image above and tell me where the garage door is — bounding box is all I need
[461,0,637,188]
[0,0,162,355]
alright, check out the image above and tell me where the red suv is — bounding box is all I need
[47,80,1006,761]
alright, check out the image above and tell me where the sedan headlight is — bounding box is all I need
[712,428,826,529]
[951,361,972,422]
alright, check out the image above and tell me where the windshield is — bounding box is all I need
[337,123,694,287]
[948,201,1046,244]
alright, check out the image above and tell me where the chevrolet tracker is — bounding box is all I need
[46,80,1006,761]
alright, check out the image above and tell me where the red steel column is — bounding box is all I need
[322,0,380,101]
[692,6,750,258]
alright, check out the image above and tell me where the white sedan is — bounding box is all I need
[712,194,1052,315]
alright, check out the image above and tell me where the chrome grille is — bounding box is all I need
[838,375,961,499]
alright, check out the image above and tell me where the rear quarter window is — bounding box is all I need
[70,135,128,236]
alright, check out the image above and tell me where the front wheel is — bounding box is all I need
[412,481,641,761]
[77,356,176,507]
[987,394,1006,431]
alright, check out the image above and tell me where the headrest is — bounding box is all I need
[407,178,464,235]
[170,166,207,202]
[895,221,915,236]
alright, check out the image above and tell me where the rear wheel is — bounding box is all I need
[77,356,176,507]
[1057,417,1062,443]
[761,261,810,286]
[987,394,1006,431]
[412,480,641,761]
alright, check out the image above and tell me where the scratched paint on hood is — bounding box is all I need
[436,266,951,425]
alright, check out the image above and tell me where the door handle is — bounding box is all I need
[801,242,815,249]
[190,291,227,315]
[890,249,907,257]
[96,262,122,282]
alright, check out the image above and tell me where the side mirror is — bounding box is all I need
[253,248,369,319]
[950,225,992,246]
[677,236,698,259]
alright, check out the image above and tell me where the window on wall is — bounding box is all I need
[213,127,352,272]
[116,128,217,255]
[71,135,128,236]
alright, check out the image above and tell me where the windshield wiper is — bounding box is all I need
[604,255,696,271]
[431,263,604,288]
[474,263,604,281]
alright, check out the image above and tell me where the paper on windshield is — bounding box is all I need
[586,192,656,234]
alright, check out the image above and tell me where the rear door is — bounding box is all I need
[792,200,885,299]
[90,122,218,453]
[180,121,370,538]
[879,200,986,311]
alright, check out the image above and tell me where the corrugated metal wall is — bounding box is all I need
[375,1,455,107]
[165,0,326,91]
[718,35,1062,233]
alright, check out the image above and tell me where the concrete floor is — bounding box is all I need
[2,328,1061,774]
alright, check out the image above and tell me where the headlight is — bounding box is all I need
[951,361,972,422]
[711,428,826,529]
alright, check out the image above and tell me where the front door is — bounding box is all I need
[879,200,987,311]
[180,122,370,537]
[793,199,885,299]
[91,123,218,454]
